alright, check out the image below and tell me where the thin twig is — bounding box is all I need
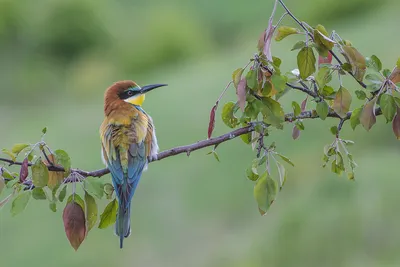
[277,0,367,89]
[286,82,318,98]
[216,81,233,105]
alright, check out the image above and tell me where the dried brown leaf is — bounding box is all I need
[392,108,400,139]
[360,98,377,131]
[19,158,29,183]
[237,78,247,111]
[207,105,217,139]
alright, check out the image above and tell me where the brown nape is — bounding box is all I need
[104,80,137,116]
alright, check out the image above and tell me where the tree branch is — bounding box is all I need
[0,108,383,182]
[277,0,367,89]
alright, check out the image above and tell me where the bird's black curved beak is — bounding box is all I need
[140,84,167,94]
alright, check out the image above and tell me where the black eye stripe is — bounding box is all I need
[118,88,139,100]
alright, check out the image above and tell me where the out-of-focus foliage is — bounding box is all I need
[1,0,400,266]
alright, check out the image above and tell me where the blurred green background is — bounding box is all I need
[1,0,400,266]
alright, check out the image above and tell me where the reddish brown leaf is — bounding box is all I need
[301,97,308,112]
[257,30,266,52]
[63,202,86,251]
[389,67,400,84]
[44,154,64,189]
[237,78,247,112]
[19,158,29,183]
[333,87,352,118]
[360,98,377,131]
[259,19,275,61]
[292,125,300,140]
[207,104,217,139]
[318,52,333,66]
[393,108,400,139]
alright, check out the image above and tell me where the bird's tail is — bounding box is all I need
[115,198,131,249]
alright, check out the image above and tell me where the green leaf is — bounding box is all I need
[98,198,118,229]
[380,94,396,122]
[275,161,287,190]
[11,191,31,216]
[31,158,49,188]
[58,185,67,202]
[103,183,114,200]
[54,149,71,177]
[42,127,47,134]
[49,202,57,212]
[0,177,5,195]
[258,155,267,166]
[246,164,259,181]
[333,86,352,118]
[221,102,239,128]
[232,68,244,88]
[272,56,282,68]
[32,188,47,200]
[240,132,252,144]
[342,45,366,81]
[295,121,305,130]
[11,144,30,155]
[365,73,383,84]
[213,151,220,162]
[330,126,338,135]
[271,74,286,92]
[291,41,306,51]
[355,90,367,100]
[360,98,377,131]
[297,47,316,80]
[2,149,16,162]
[83,177,104,199]
[331,151,345,176]
[350,107,362,130]
[253,172,277,215]
[320,85,335,98]
[261,97,284,128]
[67,193,85,211]
[341,63,352,72]
[246,69,258,90]
[2,169,14,180]
[84,191,98,233]
[292,101,301,116]
[276,153,295,167]
[6,179,18,189]
[382,68,391,78]
[260,81,272,97]
[366,55,382,72]
[0,193,13,209]
[316,66,332,88]
[316,101,329,120]
[275,26,299,41]
[314,28,335,56]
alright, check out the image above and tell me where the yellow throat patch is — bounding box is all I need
[125,94,145,106]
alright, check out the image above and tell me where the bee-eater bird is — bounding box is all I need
[100,80,166,248]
